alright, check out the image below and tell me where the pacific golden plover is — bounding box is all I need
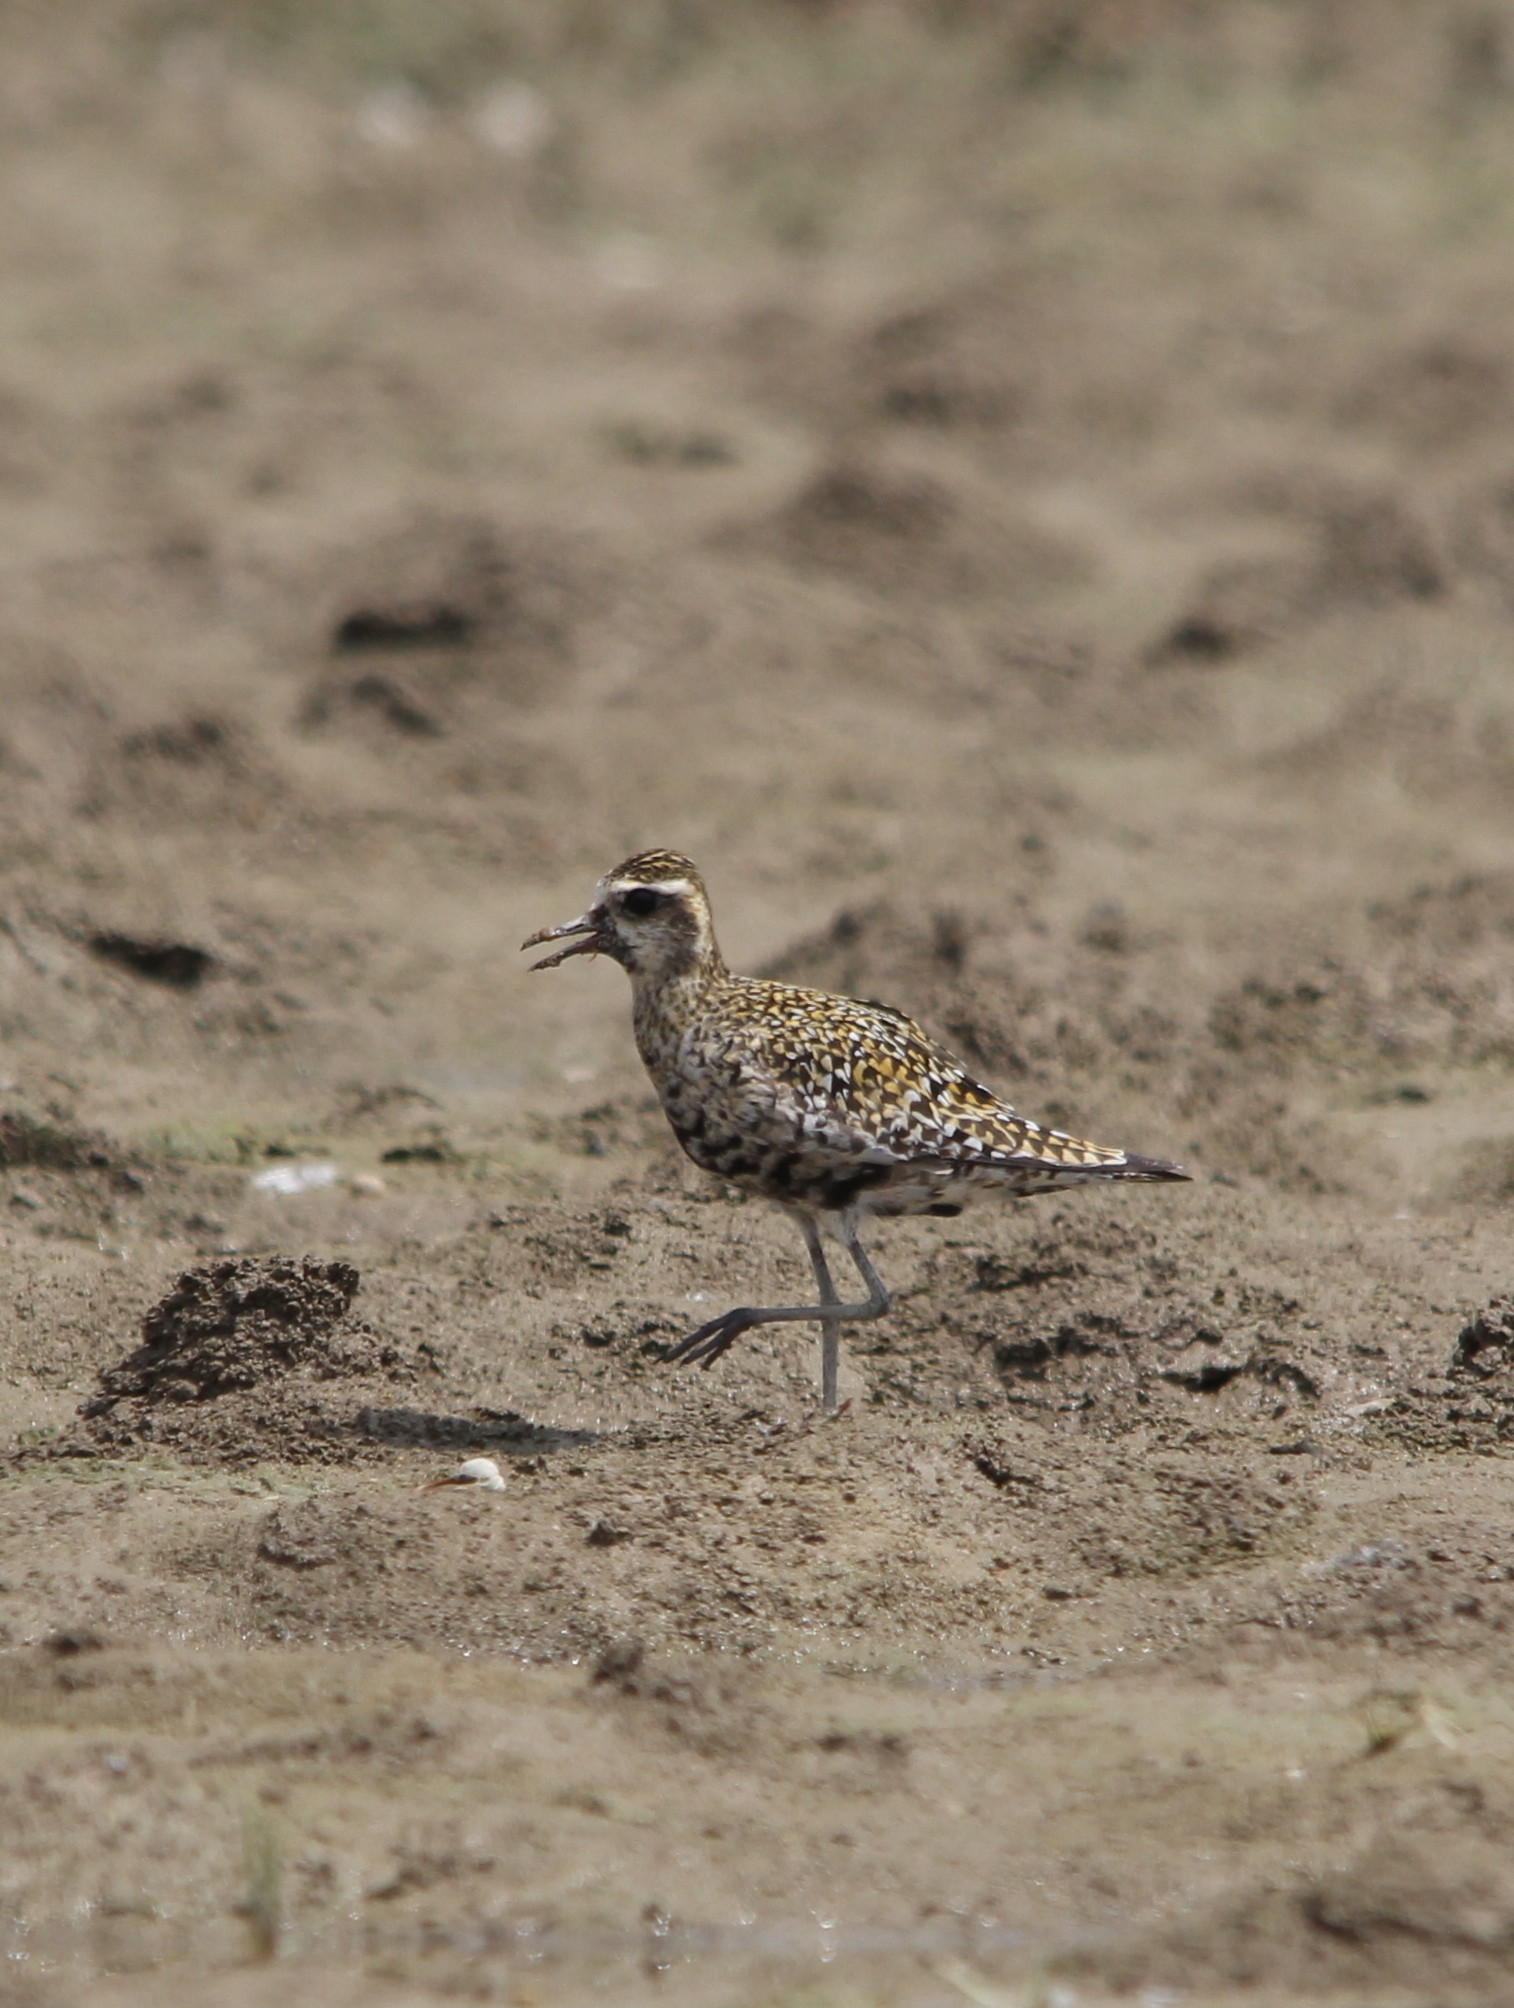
[524,852,1189,1411]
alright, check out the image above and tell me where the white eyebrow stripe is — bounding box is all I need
[613,879,692,896]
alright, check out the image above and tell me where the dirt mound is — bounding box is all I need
[1148,552,1315,663]
[0,1109,125,1174]
[1370,869,1514,956]
[95,1256,375,1401]
[1130,1828,1514,2002]
[1314,491,1446,606]
[81,712,288,829]
[1211,872,1514,1077]
[1263,1516,1514,1651]
[295,510,606,718]
[1150,487,1443,663]
[855,300,1022,430]
[1369,1294,1514,1455]
[1339,337,1509,453]
[739,458,1090,602]
[71,1256,418,1465]
[0,1106,150,1249]
[1456,469,1514,603]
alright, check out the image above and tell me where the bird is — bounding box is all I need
[523,852,1190,1411]
[425,1456,508,1493]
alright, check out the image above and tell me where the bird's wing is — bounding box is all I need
[721,982,1130,1172]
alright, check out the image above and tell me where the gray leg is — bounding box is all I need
[799,1215,842,1415]
[840,1222,888,1308]
[663,1211,891,1403]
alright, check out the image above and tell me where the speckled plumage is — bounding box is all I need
[524,852,1189,1407]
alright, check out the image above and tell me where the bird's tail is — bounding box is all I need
[1099,1151,1191,1182]
[999,1127,1192,1182]
[965,1145,1191,1197]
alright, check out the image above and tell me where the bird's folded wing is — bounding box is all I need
[727,1032,1114,1170]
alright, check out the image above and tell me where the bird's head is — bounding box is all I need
[522,851,721,984]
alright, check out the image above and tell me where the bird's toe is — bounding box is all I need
[662,1307,755,1367]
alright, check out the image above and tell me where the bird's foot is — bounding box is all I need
[662,1306,759,1369]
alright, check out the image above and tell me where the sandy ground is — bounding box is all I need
[9,5,1514,2002]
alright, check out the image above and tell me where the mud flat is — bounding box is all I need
[9,5,1514,2002]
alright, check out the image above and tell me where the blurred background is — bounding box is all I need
[5,0,1514,1183]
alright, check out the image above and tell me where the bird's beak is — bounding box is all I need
[521,907,604,971]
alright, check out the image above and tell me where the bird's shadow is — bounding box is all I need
[352,1405,600,1456]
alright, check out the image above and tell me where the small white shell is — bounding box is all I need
[427,1456,507,1494]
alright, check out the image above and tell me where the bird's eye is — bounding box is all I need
[620,887,664,917]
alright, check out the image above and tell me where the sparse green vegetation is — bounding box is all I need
[238,1800,285,1961]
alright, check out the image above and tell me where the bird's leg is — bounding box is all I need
[799,1214,843,1415]
[839,1221,890,1322]
[662,1216,892,1402]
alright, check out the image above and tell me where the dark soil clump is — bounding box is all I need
[1368,1294,1514,1455]
[87,931,216,989]
[93,1256,374,1402]
[1453,1295,1514,1375]
[71,1256,416,1464]
[0,1110,122,1173]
